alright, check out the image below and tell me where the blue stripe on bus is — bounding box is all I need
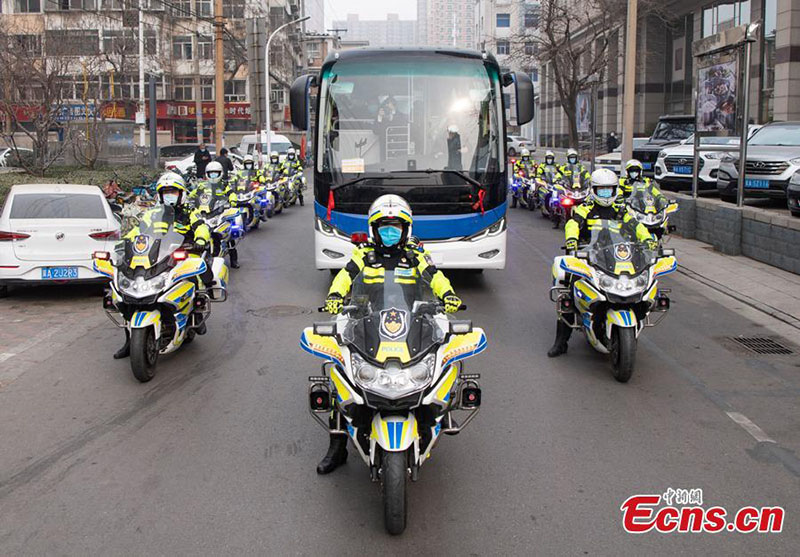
[314,200,507,241]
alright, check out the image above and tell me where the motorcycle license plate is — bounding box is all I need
[745,178,770,189]
[673,165,691,174]
[642,162,653,170]
[41,266,78,280]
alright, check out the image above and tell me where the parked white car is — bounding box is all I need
[0,147,34,168]
[506,135,535,157]
[0,184,121,296]
[654,126,761,192]
[239,132,293,160]
[594,138,649,174]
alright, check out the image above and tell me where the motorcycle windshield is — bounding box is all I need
[192,192,227,218]
[585,220,654,277]
[343,270,444,363]
[118,205,185,274]
[627,187,668,214]
[564,175,590,199]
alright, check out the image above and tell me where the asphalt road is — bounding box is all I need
[1,198,800,555]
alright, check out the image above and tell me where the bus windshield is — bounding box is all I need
[316,54,503,191]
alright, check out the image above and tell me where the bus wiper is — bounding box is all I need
[390,169,485,190]
[331,174,410,191]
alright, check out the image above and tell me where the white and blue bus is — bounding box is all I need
[290,47,534,270]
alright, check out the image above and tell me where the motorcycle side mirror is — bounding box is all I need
[660,248,675,257]
[313,322,336,336]
[449,320,473,334]
[575,251,589,260]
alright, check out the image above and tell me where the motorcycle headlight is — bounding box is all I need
[595,270,649,296]
[351,353,434,399]
[119,274,166,297]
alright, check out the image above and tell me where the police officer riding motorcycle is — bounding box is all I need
[190,161,241,268]
[317,194,463,475]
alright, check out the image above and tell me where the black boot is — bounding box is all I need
[114,330,130,359]
[547,319,573,358]
[317,434,348,475]
[229,247,240,269]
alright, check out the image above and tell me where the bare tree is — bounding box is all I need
[0,22,72,176]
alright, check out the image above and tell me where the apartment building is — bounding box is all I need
[417,0,475,48]
[332,13,416,47]
[0,0,307,143]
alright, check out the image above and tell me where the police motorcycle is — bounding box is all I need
[301,269,485,535]
[264,170,286,214]
[509,169,536,210]
[626,187,679,247]
[192,192,243,261]
[552,174,591,229]
[231,176,264,231]
[92,206,229,382]
[540,176,566,224]
[550,221,676,382]
[287,169,307,207]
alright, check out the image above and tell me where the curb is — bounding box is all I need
[677,265,800,332]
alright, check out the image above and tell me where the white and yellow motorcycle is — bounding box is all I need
[93,206,229,382]
[301,270,485,535]
[551,220,676,382]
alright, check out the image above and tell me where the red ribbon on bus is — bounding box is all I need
[472,189,486,215]
[327,190,335,221]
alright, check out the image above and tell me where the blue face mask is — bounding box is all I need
[378,225,402,247]
[596,187,615,199]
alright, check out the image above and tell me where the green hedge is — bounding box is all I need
[0,166,162,206]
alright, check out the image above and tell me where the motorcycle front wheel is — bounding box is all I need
[611,327,636,383]
[130,327,159,383]
[381,450,408,535]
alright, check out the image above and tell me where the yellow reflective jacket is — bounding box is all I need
[564,200,654,245]
[329,242,455,301]
[125,205,211,247]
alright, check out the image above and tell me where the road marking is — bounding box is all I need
[0,353,15,363]
[726,412,775,444]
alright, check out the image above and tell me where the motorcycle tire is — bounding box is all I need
[183,329,196,345]
[275,205,283,214]
[130,327,159,383]
[611,327,636,383]
[528,198,535,211]
[511,196,518,209]
[381,450,408,535]
[266,208,274,219]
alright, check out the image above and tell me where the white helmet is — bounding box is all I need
[205,161,223,184]
[287,147,296,160]
[243,154,255,169]
[155,172,187,207]
[590,168,619,207]
[545,150,555,165]
[567,148,579,165]
[270,150,279,163]
[520,148,530,161]
[367,194,413,249]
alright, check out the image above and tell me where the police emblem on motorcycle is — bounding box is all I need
[380,308,408,340]
[133,234,150,255]
[614,243,632,261]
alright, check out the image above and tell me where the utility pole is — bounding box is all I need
[264,15,310,154]
[621,0,638,163]
[138,0,146,147]
[214,0,225,147]
[193,0,204,144]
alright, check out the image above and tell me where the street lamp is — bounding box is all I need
[265,15,310,155]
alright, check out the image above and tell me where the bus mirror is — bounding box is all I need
[512,72,535,126]
[290,74,316,130]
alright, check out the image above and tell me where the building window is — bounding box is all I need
[49,0,97,9]
[306,42,321,60]
[530,68,539,82]
[15,0,41,12]
[103,30,156,55]
[174,78,194,101]
[524,9,540,28]
[761,0,776,121]
[172,36,193,60]
[524,42,537,56]
[197,0,211,17]
[223,0,244,19]
[496,13,510,28]
[496,39,510,55]
[198,35,213,59]
[45,30,99,56]
[702,1,750,38]
[170,0,191,16]
[11,34,42,56]
[224,79,246,101]
[200,78,214,101]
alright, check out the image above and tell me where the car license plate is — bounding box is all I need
[41,266,78,280]
[673,165,692,174]
[642,162,652,170]
[745,178,770,189]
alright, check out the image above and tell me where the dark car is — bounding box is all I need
[634,115,695,178]
[716,122,800,205]
[787,171,800,217]
[158,144,204,164]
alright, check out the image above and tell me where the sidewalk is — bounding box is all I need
[669,235,800,331]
